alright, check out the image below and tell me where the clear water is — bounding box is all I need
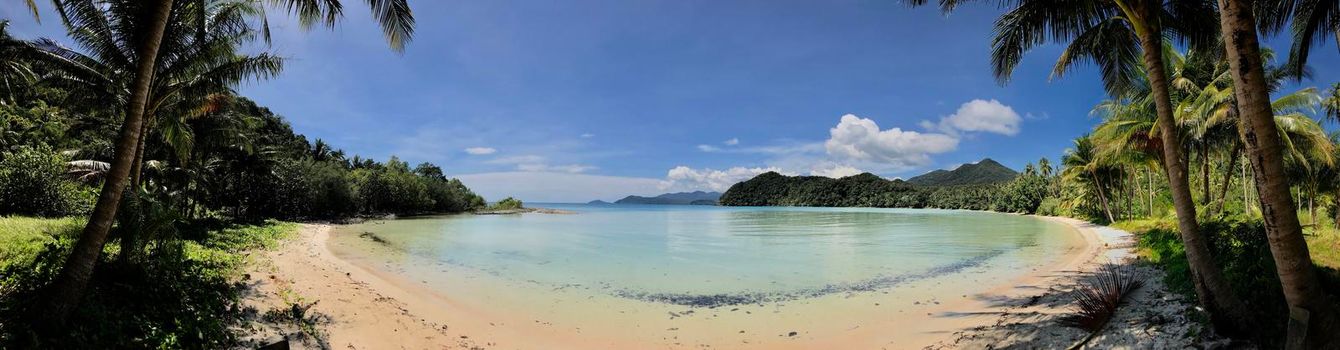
[330,204,1078,307]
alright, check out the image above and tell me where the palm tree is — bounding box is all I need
[31,0,415,326]
[0,21,38,105]
[20,0,284,266]
[1324,83,1340,122]
[27,1,285,189]
[911,0,1252,333]
[1215,0,1339,343]
[1269,0,1338,78]
[1088,66,1176,219]
[1063,136,1118,223]
[1176,48,1334,217]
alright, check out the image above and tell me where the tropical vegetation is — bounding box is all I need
[0,0,1338,347]
[727,18,1340,348]
[0,0,487,347]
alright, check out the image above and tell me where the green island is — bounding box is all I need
[2,0,1340,349]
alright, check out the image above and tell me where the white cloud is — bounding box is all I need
[824,114,959,169]
[486,155,592,173]
[487,155,546,164]
[517,163,596,173]
[697,144,721,152]
[810,164,864,178]
[925,99,1022,136]
[454,172,663,203]
[464,147,497,155]
[660,166,789,192]
[581,133,595,138]
[724,138,740,146]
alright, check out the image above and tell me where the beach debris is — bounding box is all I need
[1062,264,1143,349]
[787,331,798,337]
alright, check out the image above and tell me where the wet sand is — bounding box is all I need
[243,215,1145,349]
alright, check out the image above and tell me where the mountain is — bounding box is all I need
[614,191,722,205]
[587,200,612,205]
[906,158,1018,187]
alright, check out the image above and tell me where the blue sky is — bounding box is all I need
[5,0,1338,202]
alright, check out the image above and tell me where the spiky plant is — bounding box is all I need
[1062,264,1144,334]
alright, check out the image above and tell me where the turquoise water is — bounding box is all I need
[331,204,1077,307]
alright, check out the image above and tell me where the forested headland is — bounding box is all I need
[719,159,1049,214]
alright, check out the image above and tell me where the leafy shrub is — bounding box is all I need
[1135,215,1297,344]
[1035,197,1066,216]
[491,197,524,210]
[0,146,90,217]
[0,221,297,349]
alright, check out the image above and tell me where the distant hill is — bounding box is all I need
[906,158,1018,187]
[719,172,920,207]
[587,200,612,205]
[718,160,1037,210]
[614,191,721,205]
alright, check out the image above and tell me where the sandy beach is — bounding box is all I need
[236,216,1205,349]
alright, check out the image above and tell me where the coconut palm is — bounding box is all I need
[1063,136,1118,223]
[1265,0,1339,78]
[1175,48,1335,218]
[1090,93,1164,217]
[1214,0,1340,344]
[31,0,415,326]
[1324,83,1340,122]
[21,1,284,266]
[1,21,41,106]
[27,1,284,187]
[922,0,1252,332]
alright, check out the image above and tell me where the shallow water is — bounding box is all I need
[330,205,1077,307]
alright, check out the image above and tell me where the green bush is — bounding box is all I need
[1135,216,1294,344]
[1035,197,1065,216]
[491,197,524,210]
[0,146,90,217]
[0,221,297,349]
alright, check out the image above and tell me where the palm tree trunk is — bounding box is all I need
[1308,187,1316,227]
[1242,155,1251,215]
[1092,170,1115,223]
[129,116,150,190]
[1130,11,1255,336]
[119,116,152,266]
[1214,147,1239,215]
[1201,148,1211,204]
[1146,167,1154,217]
[1217,0,1340,346]
[40,0,175,326]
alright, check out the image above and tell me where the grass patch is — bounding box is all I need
[0,218,298,349]
[0,216,82,267]
[1305,228,1340,270]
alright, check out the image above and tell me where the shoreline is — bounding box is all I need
[240,214,1202,349]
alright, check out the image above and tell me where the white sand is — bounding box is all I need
[236,217,1204,349]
